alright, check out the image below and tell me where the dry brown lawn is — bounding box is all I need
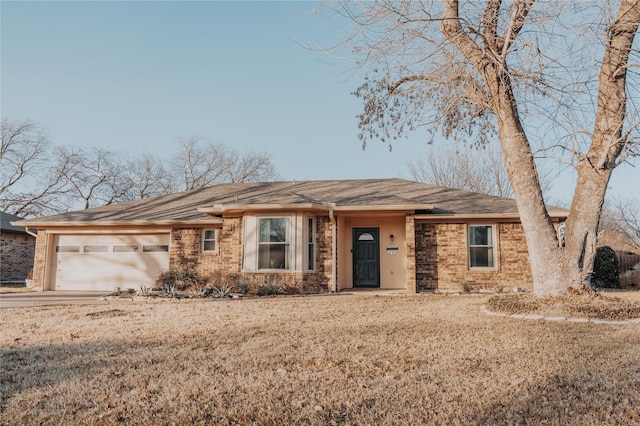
[1,293,639,425]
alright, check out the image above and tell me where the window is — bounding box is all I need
[114,245,138,253]
[56,246,80,253]
[306,217,316,271]
[202,229,217,253]
[468,225,495,268]
[258,217,290,270]
[84,245,108,253]
[142,245,169,252]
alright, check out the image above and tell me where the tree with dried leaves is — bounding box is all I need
[336,0,639,296]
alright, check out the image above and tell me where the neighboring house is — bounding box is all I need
[13,179,567,293]
[1,212,37,283]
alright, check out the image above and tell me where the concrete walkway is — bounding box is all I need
[0,291,109,308]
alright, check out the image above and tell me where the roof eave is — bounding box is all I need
[415,211,568,221]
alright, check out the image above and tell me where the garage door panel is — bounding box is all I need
[52,234,170,291]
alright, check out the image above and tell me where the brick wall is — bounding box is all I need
[415,222,533,292]
[0,231,36,282]
[169,215,333,293]
[170,217,243,283]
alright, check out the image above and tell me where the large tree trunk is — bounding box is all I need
[442,0,640,296]
[563,0,640,289]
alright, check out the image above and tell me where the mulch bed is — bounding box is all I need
[486,289,640,320]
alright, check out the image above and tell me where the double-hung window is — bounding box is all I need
[258,218,290,270]
[202,229,217,253]
[468,225,495,268]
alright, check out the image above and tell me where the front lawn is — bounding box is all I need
[1,294,639,425]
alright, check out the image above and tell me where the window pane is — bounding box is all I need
[308,243,314,270]
[358,232,375,241]
[84,245,108,253]
[203,240,216,251]
[308,218,314,243]
[56,246,80,253]
[114,245,138,253]
[259,218,288,243]
[469,226,491,246]
[258,244,288,269]
[470,247,494,268]
[142,245,169,252]
[204,230,216,240]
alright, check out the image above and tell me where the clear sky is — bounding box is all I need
[2,1,638,207]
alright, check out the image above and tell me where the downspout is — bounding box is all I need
[328,203,337,293]
[23,227,37,238]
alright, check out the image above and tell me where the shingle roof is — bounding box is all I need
[1,212,33,233]
[13,179,567,227]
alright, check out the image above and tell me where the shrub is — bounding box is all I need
[155,267,204,291]
[257,283,282,296]
[592,246,621,289]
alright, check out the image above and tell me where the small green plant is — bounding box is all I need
[138,285,150,296]
[212,283,234,298]
[162,284,177,298]
[461,282,471,293]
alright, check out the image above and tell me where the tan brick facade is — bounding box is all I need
[32,230,47,289]
[0,231,36,282]
[415,222,533,292]
[169,215,333,293]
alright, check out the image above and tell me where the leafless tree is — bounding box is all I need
[224,151,279,183]
[170,137,279,191]
[332,0,639,295]
[0,119,67,217]
[599,196,640,251]
[53,146,132,210]
[408,145,514,197]
[121,154,173,200]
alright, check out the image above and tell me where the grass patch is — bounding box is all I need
[1,294,639,425]
[487,289,640,320]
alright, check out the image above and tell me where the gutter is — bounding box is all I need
[23,227,37,238]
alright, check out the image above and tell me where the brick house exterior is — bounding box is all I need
[14,179,566,293]
[1,212,37,283]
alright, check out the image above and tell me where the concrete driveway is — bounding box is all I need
[0,291,109,308]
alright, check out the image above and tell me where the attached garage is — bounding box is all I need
[50,234,170,291]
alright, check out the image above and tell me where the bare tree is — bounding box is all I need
[224,151,279,183]
[54,147,131,210]
[333,0,639,296]
[171,137,279,191]
[407,145,514,197]
[121,154,173,200]
[0,119,66,217]
[599,196,640,251]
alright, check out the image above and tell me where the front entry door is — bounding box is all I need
[353,228,380,288]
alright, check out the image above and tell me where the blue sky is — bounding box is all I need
[2,1,638,207]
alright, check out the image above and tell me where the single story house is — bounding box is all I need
[1,211,37,283]
[12,179,567,293]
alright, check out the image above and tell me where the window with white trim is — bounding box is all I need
[258,217,290,270]
[468,225,496,268]
[306,217,316,271]
[202,229,218,253]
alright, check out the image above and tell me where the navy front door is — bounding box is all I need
[353,228,380,288]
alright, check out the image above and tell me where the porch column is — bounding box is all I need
[405,213,417,293]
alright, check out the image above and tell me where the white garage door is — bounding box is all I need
[51,234,170,291]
